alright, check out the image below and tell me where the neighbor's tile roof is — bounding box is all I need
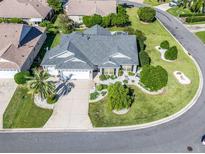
[0,0,52,19]
[0,23,45,70]
[65,0,117,16]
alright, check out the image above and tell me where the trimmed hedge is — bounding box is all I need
[140,65,168,91]
[185,16,205,23]
[139,51,151,66]
[160,40,170,49]
[0,18,24,24]
[128,71,135,76]
[137,7,156,23]
[179,13,205,17]
[14,71,30,85]
[165,46,178,60]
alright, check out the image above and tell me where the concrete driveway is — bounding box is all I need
[44,80,93,129]
[0,79,17,128]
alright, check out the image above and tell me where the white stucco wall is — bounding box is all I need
[0,70,18,78]
[68,16,83,23]
[62,70,90,79]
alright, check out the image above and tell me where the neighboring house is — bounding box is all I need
[41,25,138,80]
[0,0,53,25]
[0,24,46,78]
[64,0,117,23]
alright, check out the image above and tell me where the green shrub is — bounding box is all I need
[135,29,147,52]
[140,65,168,91]
[123,27,135,35]
[128,72,135,76]
[99,74,107,81]
[101,15,112,27]
[185,16,205,23]
[165,46,178,60]
[105,75,111,79]
[108,82,134,110]
[123,80,128,84]
[101,91,107,96]
[139,51,151,66]
[138,7,156,23]
[160,40,170,49]
[118,68,124,76]
[47,94,58,104]
[96,84,108,91]
[110,75,117,80]
[14,71,30,85]
[90,91,100,100]
[83,14,102,27]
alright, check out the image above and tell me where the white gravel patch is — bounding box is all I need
[34,95,54,110]
[155,46,175,62]
[113,108,130,115]
[174,71,191,85]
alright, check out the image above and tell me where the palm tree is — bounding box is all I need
[26,68,56,100]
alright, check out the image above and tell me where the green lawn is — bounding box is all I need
[3,87,53,128]
[167,7,192,17]
[144,0,170,6]
[195,31,205,43]
[89,8,200,127]
[31,33,61,68]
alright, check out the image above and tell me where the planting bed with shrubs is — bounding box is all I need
[89,8,199,127]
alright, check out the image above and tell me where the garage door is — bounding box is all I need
[62,70,91,79]
[0,71,18,78]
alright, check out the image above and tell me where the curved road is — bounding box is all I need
[1,1,205,152]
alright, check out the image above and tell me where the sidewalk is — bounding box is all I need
[185,24,205,33]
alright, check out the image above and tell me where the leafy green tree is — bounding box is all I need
[47,0,62,12]
[108,82,134,111]
[26,68,56,100]
[139,51,151,66]
[57,14,75,34]
[138,7,156,23]
[140,65,168,91]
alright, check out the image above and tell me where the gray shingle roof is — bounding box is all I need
[41,25,139,70]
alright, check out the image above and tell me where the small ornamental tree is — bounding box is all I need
[14,71,31,85]
[108,82,134,111]
[138,7,156,23]
[140,65,168,91]
[57,14,75,34]
[139,51,151,66]
[165,46,178,60]
[160,40,170,49]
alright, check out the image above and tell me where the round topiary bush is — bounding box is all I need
[140,65,168,91]
[137,7,156,23]
[160,40,170,49]
[14,71,30,85]
[165,46,178,60]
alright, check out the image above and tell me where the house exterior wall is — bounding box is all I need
[68,16,83,23]
[0,70,19,78]
[21,32,47,71]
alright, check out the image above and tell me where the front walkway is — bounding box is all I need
[0,79,17,128]
[155,3,171,11]
[44,80,93,129]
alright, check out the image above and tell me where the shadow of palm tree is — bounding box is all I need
[55,78,75,99]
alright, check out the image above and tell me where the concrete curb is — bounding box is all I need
[0,6,203,133]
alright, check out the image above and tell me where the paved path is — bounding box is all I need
[155,3,171,11]
[1,1,205,152]
[44,80,93,129]
[0,79,17,129]
[185,24,205,32]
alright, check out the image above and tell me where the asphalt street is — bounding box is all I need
[0,1,205,152]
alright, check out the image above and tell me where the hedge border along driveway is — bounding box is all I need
[89,8,199,127]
